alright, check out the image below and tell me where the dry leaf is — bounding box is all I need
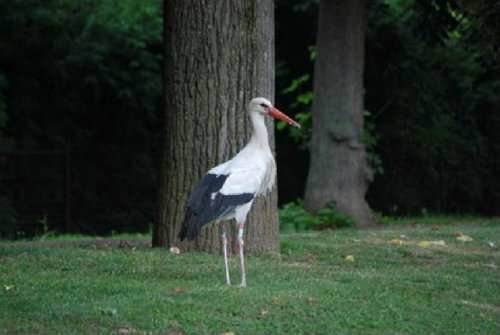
[418,241,432,247]
[173,287,185,294]
[170,247,181,255]
[118,326,135,334]
[456,234,473,242]
[257,310,268,316]
[455,231,463,237]
[220,332,234,335]
[430,240,446,246]
[3,285,14,291]
[389,239,404,245]
[431,225,440,231]
[307,296,317,302]
[487,242,496,248]
[345,254,355,262]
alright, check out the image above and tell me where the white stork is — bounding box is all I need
[178,97,300,287]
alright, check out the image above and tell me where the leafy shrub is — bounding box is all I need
[313,202,356,229]
[279,200,356,233]
[279,200,318,233]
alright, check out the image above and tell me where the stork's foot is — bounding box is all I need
[237,273,247,288]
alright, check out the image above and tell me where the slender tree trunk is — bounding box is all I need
[154,0,279,253]
[304,0,374,227]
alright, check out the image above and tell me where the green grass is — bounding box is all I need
[1,224,499,334]
[376,214,499,226]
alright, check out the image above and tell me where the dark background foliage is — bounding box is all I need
[0,0,498,238]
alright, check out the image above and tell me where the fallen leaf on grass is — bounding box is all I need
[455,231,463,237]
[389,239,404,245]
[344,255,355,262]
[257,310,268,317]
[118,326,135,334]
[456,234,473,242]
[173,287,185,294]
[220,332,234,335]
[3,285,14,291]
[487,242,496,248]
[417,240,446,247]
[389,239,446,247]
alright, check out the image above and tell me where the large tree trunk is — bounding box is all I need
[154,0,279,253]
[304,0,374,227]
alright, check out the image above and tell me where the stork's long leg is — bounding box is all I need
[237,222,247,287]
[220,221,230,285]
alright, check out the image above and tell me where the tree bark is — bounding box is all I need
[304,0,374,227]
[154,0,279,253]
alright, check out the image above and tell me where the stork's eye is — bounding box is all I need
[260,103,269,109]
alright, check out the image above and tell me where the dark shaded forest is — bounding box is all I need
[0,0,498,238]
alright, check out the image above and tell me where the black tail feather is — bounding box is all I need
[178,209,204,241]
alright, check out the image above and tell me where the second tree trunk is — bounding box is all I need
[304,0,374,227]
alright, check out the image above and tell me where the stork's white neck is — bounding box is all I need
[248,111,270,148]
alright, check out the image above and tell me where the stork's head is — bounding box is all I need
[248,97,300,128]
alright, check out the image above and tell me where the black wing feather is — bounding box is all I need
[178,173,254,240]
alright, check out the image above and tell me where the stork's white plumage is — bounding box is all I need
[178,97,300,287]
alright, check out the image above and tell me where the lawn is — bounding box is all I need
[1,223,499,334]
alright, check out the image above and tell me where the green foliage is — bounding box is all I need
[279,200,317,233]
[362,110,384,175]
[0,196,17,239]
[1,224,499,334]
[365,0,500,215]
[0,73,7,129]
[37,215,56,241]
[282,73,310,95]
[314,202,356,229]
[278,71,314,150]
[0,0,162,235]
[0,72,13,149]
[279,200,355,233]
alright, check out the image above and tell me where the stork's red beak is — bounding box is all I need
[269,107,301,128]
